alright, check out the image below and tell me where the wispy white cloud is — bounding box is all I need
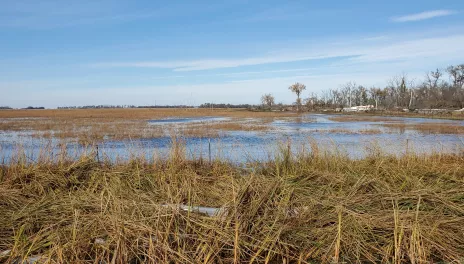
[391,10,456,22]
[90,53,349,72]
[347,34,464,63]
[150,67,324,80]
[91,34,464,72]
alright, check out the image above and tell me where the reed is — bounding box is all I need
[0,143,463,263]
[381,122,464,134]
[0,109,288,143]
[327,115,404,123]
[320,128,383,134]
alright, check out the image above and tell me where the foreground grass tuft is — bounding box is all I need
[0,146,463,263]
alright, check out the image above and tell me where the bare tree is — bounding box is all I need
[288,82,306,111]
[369,87,385,109]
[447,65,464,87]
[426,68,443,89]
[304,93,318,110]
[260,93,275,109]
[282,63,463,111]
[340,81,357,107]
[387,74,415,108]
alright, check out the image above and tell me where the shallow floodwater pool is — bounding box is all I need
[1,114,463,163]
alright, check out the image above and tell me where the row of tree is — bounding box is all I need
[57,105,193,109]
[199,103,255,109]
[262,64,464,111]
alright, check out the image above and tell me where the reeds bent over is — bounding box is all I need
[0,145,463,263]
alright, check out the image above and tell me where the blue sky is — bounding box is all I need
[1,0,463,108]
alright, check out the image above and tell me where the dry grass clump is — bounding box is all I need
[357,128,383,134]
[170,118,276,138]
[178,126,221,138]
[320,128,383,135]
[324,128,353,134]
[207,121,271,132]
[328,115,403,123]
[382,122,464,134]
[0,144,463,263]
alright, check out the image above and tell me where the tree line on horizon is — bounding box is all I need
[198,103,255,109]
[57,105,194,109]
[0,106,44,110]
[262,64,464,111]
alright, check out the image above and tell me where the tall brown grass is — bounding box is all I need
[381,122,464,134]
[320,128,384,134]
[0,143,463,263]
[328,115,404,122]
[0,108,297,120]
[0,109,291,143]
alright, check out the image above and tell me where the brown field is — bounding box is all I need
[0,108,295,143]
[0,108,297,119]
[2,109,463,144]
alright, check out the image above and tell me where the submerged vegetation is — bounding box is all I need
[0,143,463,263]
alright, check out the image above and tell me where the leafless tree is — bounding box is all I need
[304,93,319,110]
[261,93,275,109]
[426,68,443,89]
[288,82,306,111]
[284,63,463,110]
[387,74,415,108]
[340,81,357,107]
[369,87,385,109]
[447,65,464,88]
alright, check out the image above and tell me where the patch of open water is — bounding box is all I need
[1,114,463,163]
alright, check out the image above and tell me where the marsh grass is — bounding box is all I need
[327,115,404,123]
[0,108,297,120]
[0,109,288,143]
[381,122,464,134]
[319,128,384,135]
[0,142,463,263]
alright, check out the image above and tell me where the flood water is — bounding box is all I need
[1,114,463,163]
